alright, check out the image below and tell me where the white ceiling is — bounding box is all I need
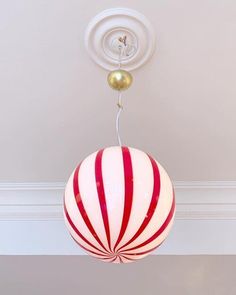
[0,256,236,294]
[0,0,236,182]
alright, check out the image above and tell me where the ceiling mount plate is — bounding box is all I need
[85,8,156,71]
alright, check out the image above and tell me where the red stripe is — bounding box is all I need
[73,164,109,253]
[70,234,110,258]
[95,149,112,251]
[119,254,136,262]
[117,155,160,251]
[98,256,116,260]
[101,256,117,263]
[64,203,108,255]
[119,241,164,256]
[113,147,134,251]
[111,256,118,263]
[121,194,175,252]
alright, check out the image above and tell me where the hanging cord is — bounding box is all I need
[116,45,124,146]
[116,91,123,146]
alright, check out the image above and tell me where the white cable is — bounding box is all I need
[116,91,123,146]
[116,46,123,146]
[115,37,135,146]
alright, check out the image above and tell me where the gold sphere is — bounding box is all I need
[107,70,133,91]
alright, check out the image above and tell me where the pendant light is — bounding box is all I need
[64,8,175,263]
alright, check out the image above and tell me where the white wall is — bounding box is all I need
[0,181,235,255]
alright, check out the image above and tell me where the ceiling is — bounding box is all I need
[0,0,236,182]
[0,256,235,295]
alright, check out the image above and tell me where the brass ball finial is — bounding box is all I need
[107,69,133,91]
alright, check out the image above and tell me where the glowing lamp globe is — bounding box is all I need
[64,146,175,263]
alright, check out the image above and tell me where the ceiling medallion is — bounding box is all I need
[85,7,156,71]
[64,8,175,263]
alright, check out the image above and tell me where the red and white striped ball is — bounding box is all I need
[64,146,175,263]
